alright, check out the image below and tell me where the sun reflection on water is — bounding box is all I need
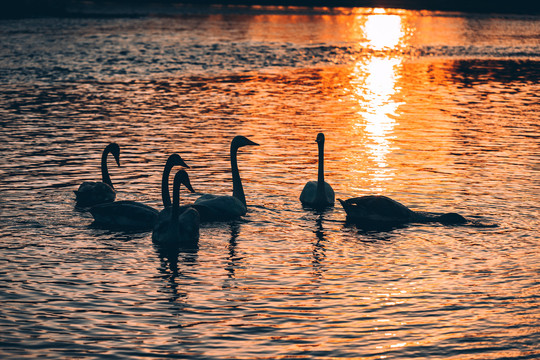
[350,11,407,191]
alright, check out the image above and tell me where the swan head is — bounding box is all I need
[316,133,325,145]
[232,135,259,150]
[105,142,121,166]
[173,169,196,194]
[438,212,467,225]
[167,153,189,169]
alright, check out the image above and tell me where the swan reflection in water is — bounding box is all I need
[311,210,328,280]
[154,242,199,304]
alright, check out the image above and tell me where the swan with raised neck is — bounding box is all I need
[161,153,190,208]
[153,169,200,247]
[89,153,189,230]
[193,135,259,221]
[300,133,335,208]
[75,142,120,208]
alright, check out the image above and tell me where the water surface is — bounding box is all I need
[1,6,539,359]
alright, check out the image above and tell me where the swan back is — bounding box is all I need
[193,194,247,221]
[90,200,159,230]
[339,196,415,223]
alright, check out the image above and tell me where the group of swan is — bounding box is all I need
[75,133,470,247]
[75,136,259,247]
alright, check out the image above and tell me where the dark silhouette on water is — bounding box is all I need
[300,133,335,209]
[193,135,259,222]
[74,143,120,208]
[338,195,497,230]
[89,154,189,231]
[153,169,200,248]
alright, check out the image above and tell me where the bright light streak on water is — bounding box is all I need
[0,5,539,360]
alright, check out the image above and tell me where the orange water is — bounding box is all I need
[1,7,539,359]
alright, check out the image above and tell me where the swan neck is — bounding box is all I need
[316,140,325,198]
[171,179,180,221]
[161,161,173,208]
[231,145,246,206]
[101,147,113,189]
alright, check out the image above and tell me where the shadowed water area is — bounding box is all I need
[0,5,539,359]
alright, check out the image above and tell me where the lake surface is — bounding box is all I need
[1,5,539,359]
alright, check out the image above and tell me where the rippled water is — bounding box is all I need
[1,5,539,359]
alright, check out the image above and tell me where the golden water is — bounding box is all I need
[1,6,539,359]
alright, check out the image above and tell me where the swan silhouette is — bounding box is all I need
[89,154,189,231]
[153,169,200,248]
[193,135,259,222]
[300,133,335,208]
[74,143,120,208]
[338,196,467,227]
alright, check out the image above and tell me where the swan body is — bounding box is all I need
[338,196,467,226]
[90,201,159,230]
[193,194,246,221]
[153,170,200,247]
[194,135,259,222]
[300,133,335,208]
[88,153,189,231]
[75,143,120,208]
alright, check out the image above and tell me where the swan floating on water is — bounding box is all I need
[89,154,189,231]
[74,143,120,208]
[300,133,335,209]
[338,195,467,227]
[153,169,200,248]
[193,135,259,222]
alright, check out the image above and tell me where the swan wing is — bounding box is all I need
[75,181,115,208]
[178,207,200,243]
[194,194,247,221]
[90,200,158,230]
[299,181,318,204]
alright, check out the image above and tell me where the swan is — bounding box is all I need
[153,169,200,248]
[338,195,467,227]
[300,133,335,208]
[89,153,190,231]
[193,135,259,222]
[74,143,120,208]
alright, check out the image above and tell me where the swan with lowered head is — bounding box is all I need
[338,195,467,227]
[153,169,200,247]
[300,133,335,208]
[193,135,259,222]
[75,143,120,208]
[89,153,189,231]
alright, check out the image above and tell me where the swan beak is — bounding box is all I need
[248,140,259,147]
[184,180,196,193]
